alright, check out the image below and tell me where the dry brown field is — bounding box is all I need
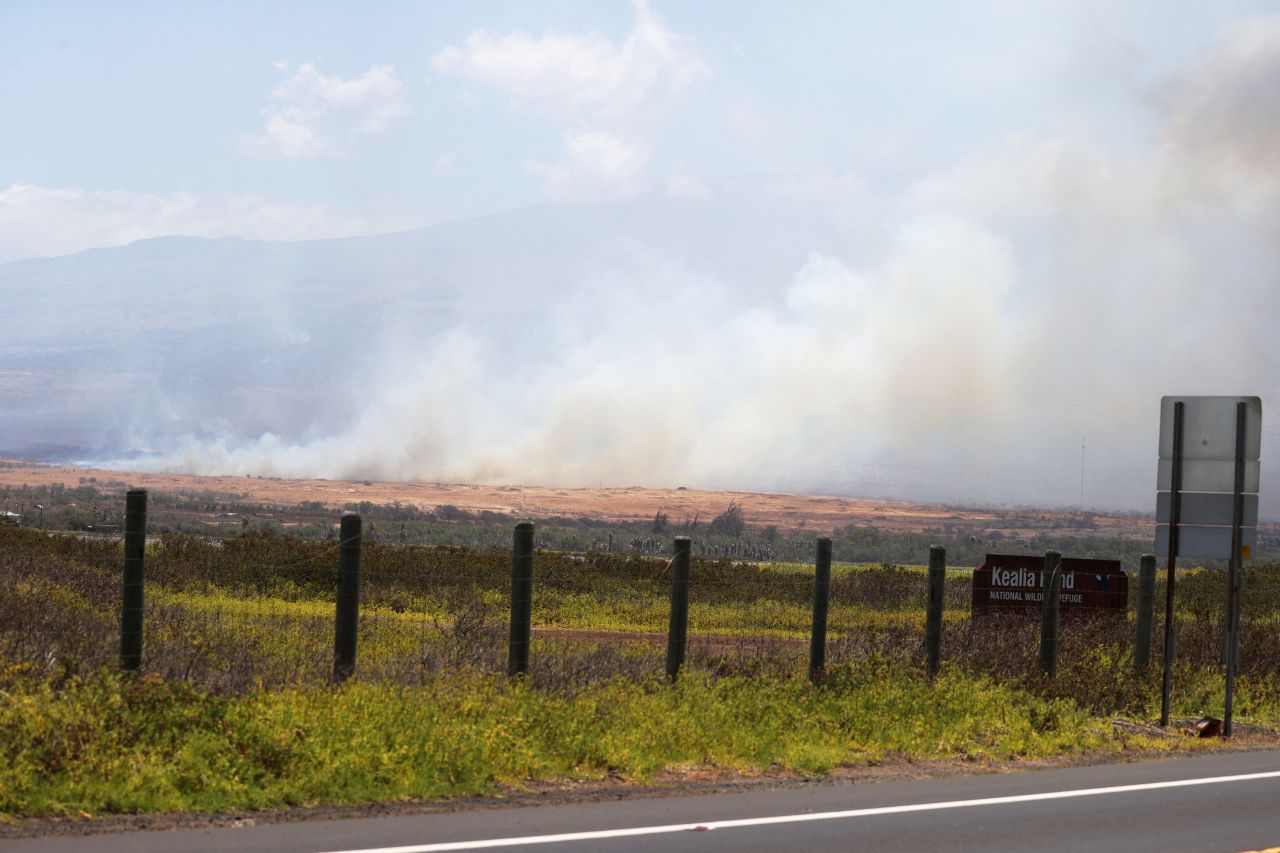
[0,458,1180,540]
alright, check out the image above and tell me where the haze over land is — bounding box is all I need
[1,3,1277,515]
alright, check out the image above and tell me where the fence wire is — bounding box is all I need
[4,524,1280,710]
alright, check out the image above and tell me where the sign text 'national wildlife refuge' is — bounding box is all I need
[972,553,1128,615]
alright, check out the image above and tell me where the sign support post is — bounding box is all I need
[1224,401,1247,737]
[1155,395,1262,734]
[1160,401,1183,728]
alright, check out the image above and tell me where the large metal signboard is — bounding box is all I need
[972,554,1127,615]
[1156,395,1263,737]
[1158,396,1262,460]
[1155,492,1258,525]
[1156,396,1262,557]
[1155,524,1256,558]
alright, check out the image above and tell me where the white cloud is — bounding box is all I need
[528,128,651,198]
[0,183,420,263]
[239,62,409,159]
[432,1,705,120]
[435,150,459,173]
[251,113,333,159]
[432,3,706,201]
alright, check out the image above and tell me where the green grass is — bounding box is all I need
[5,525,1280,820]
[0,662,1188,818]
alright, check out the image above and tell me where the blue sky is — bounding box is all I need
[3,1,1274,262]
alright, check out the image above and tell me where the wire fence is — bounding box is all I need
[4,513,1280,714]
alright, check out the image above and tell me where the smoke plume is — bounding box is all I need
[89,18,1280,513]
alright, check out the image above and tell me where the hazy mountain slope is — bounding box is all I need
[1,189,1275,517]
[0,192,846,457]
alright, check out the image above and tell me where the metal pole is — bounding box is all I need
[1224,401,1247,737]
[925,546,946,680]
[508,521,535,677]
[333,512,362,684]
[121,489,147,671]
[1134,554,1156,670]
[1160,401,1184,727]
[666,537,692,681]
[809,537,832,682]
[1039,550,1062,678]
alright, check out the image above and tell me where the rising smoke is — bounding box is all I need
[123,17,1280,512]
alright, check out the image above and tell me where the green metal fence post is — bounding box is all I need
[121,489,147,671]
[1135,554,1156,670]
[333,512,362,684]
[508,522,535,677]
[1039,550,1062,677]
[809,537,833,683]
[666,537,692,681]
[925,545,945,680]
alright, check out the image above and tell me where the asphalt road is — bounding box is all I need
[7,750,1280,853]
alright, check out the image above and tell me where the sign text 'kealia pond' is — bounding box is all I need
[972,554,1129,615]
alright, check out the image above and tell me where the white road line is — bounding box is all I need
[319,769,1280,853]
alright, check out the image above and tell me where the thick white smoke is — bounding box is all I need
[128,17,1280,512]
[145,213,1030,484]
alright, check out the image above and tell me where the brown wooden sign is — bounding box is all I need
[972,553,1128,615]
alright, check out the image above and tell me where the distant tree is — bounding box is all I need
[62,507,92,530]
[708,501,746,538]
[652,510,670,534]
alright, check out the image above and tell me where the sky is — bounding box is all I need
[2,0,1273,260]
[1,1,1278,513]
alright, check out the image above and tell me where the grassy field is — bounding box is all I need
[0,663,1175,817]
[3,525,1279,819]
